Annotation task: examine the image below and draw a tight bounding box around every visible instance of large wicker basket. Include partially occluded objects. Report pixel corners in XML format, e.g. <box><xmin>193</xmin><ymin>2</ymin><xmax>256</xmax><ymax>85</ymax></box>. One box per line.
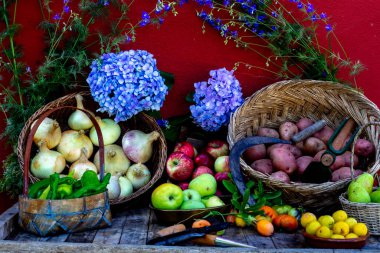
<box><xmin>227</xmin><ymin>80</ymin><xmax>380</xmax><ymax>212</ymax></box>
<box><xmin>17</xmin><ymin>91</ymin><xmax>167</xmax><ymax>206</ymax></box>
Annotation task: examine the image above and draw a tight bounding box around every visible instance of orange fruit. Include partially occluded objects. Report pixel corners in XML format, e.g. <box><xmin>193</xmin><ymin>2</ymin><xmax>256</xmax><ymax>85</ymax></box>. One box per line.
<box><xmin>256</xmin><ymin>220</ymin><xmax>274</xmax><ymax>237</ymax></box>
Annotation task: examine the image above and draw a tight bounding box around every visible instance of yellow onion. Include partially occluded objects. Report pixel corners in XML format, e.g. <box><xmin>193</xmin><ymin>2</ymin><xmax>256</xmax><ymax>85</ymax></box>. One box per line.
<box><xmin>57</xmin><ymin>130</ymin><xmax>93</xmax><ymax>163</ymax></box>
<box><xmin>31</xmin><ymin>142</ymin><xmax>66</xmax><ymax>178</ymax></box>
<box><xmin>89</xmin><ymin>117</ymin><xmax>121</xmax><ymax>146</ymax></box>
<box><xmin>122</xmin><ymin>130</ymin><xmax>160</xmax><ymax>163</ymax></box>
<box><xmin>68</xmin><ymin>94</ymin><xmax>94</xmax><ymax>130</ymax></box>
<box><xmin>69</xmin><ymin>148</ymin><xmax>98</xmax><ymax>179</ymax></box>
<box><xmin>126</xmin><ymin>163</ymin><xmax>151</xmax><ymax>190</ymax></box>
<box><xmin>31</xmin><ymin>117</ymin><xmax>61</xmax><ymax>149</ymax></box>
<box><xmin>93</xmin><ymin>144</ymin><xmax>130</xmax><ymax>175</ymax></box>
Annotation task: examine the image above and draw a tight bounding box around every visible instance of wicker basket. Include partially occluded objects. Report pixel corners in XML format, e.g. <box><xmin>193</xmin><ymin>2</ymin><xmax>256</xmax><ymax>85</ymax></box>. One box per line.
<box><xmin>17</xmin><ymin>91</ymin><xmax>167</xmax><ymax>206</ymax></box>
<box><xmin>227</xmin><ymin>80</ymin><xmax>380</xmax><ymax>212</ymax></box>
<box><xmin>19</xmin><ymin>105</ymin><xmax>112</xmax><ymax>236</ymax></box>
<box><xmin>339</xmin><ymin>122</ymin><xmax>380</xmax><ymax>235</ymax></box>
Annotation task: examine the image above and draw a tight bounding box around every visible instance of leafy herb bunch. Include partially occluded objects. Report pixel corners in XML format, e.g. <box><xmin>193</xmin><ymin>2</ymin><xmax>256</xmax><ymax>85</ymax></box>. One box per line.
<box><xmin>0</xmin><ymin>0</ymin><xmax>177</xmax><ymax>197</ymax></box>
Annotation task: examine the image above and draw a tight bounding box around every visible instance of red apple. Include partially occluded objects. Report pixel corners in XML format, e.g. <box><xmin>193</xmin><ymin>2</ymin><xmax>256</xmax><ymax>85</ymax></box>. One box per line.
<box><xmin>192</xmin><ymin>166</ymin><xmax>214</xmax><ymax>179</ymax></box>
<box><xmin>214</xmin><ymin>156</ymin><xmax>230</xmax><ymax>173</ymax></box>
<box><xmin>166</xmin><ymin>152</ymin><xmax>194</xmax><ymax>181</ymax></box>
<box><xmin>215</xmin><ymin>172</ymin><xmax>229</xmax><ymax>183</ymax></box>
<box><xmin>178</xmin><ymin>182</ymin><xmax>189</xmax><ymax>190</ymax></box>
<box><xmin>206</xmin><ymin>140</ymin><xmax>229</xmax><ymax>159</ymax></box>
<box><xmin>174</xmin><ymin>141</ymin><xmax>195</xmax><ymax>158</ymax></box>
<box><xmin>195</xmin><ymin>152</ymin><xmax>214</xmax><ymax>168</ymax></box>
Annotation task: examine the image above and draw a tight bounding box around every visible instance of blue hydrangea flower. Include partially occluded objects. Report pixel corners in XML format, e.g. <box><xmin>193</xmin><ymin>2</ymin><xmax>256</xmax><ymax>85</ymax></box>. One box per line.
<box><xmin>190</xmin><ymin>68</ymin><xmax>244</xmax><ymax>132</ymax></box>
<box><xmin>87</xmin><ymin>50</ymin><xmax>168</xmax><ymax>122</ymax></box>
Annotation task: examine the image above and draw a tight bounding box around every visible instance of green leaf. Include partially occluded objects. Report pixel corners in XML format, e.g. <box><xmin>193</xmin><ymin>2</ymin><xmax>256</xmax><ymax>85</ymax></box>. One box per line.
<box><xmin>160</xmin><ymin>71</ymin><xmax>174</xmax><ymax>90</ymax></box>
<box><xmin>263</xmin><ymin>191</ymin><xmax>282</xmax><ymax>200</ymax></box>
<box><xmin>185</xmin><ymin>91</ymin><xmax>194</xmax><ymax>103</ymax></box>
<box><xmin>223</xmin><ymin>180</ymin><xmax>238</xmax><ymax>194</ymax></box>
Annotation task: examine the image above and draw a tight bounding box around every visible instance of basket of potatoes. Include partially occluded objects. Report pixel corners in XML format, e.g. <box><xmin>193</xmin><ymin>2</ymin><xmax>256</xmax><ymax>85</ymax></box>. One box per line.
<box><xmin>227</xmin><ymin>80</ymin><xmax>380</xmax><ymax>212</ymax></box>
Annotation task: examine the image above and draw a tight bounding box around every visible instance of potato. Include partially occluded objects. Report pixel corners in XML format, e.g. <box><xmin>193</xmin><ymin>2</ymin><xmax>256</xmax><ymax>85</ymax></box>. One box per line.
<box><xmin>313</xmin><ymin>126</ymin><xmax>334</xmax><ymax>143</ymax></box>
<box><xmin>269</xmin><ymin>171</ymin><xmax>290</xmax><ymax>183</ymax></box>
<box><xmin>267</xmin><ymin>144</ymin><xmax>302</xmax><ymax>159</ymax></box>
<box><xmin>270</xmin><ymin>148</ymin><xmax>297</xmax><ymax>174</ymax></box>
<box><xmin>303</xmin><ymin>137</ymin><xmax>327</xmax><ymax>156</ymax></box>
<box><xmin>331</xmin><ymin>167</ymin><xmax>363</xmax><ymax>182</ymax></box>
<box><xmin>244</xmin><ymin>144</ymin><xmax>266</xmax><ymax>164</ymax></box>
<box><xmin>296</xmin><ymin>118</ymin><xmax>314</xmax><ymax>131</ymax></box>
<box><xmin>313</xmin><ymin>149</ymin><xmax>326</xmax><ymax>161</ymax></box>
<box><xmin>342</xmin><ymin>151</ymin><xmax>359</xmax><ymax>167</ymax></box>
<box><xmin>257</xmin><ymin>128</ymin><xmax>280</xmax><ymax>139</ymax></box>
<box><xmin>279</xmin><ymin>122</ymin><xmax>298</xmax><ymax>141</ymax></box>
<box><xmin>354</xmin><ymin>139</ymin><xmax>375</xmax><ymax>157</ymax></box>
<box><xmin>330</xmin><ymin>155</ymin><xmax>345</xmax><ymax>171</ymax></box>
<box><xmin>251</xmin><ymin>159</ymin><xmax>273</xmax><ymax>174</ymax></box>
<box><xmin>295</xmin><ymin>141</ymin><xmax>304</xmax><ymax>152</ymax></box>
<box><xmin>296</xmin><ymin>156</ymin><xmax>313</xmax><ymax>175</ymax></box>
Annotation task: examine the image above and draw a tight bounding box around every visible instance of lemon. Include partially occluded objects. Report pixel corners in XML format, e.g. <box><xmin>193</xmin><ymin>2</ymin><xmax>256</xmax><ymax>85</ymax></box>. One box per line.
<box><xmin>353</xmin><ymin>223</ymin><xmax>368</xmax><ymax>236</ymax></box>
<box><xmin>318</xmin><ymin>215</ymin><xmax>335</xmax><ymax>229</ymax></box>
<box><xmin>332</xmin><ymin>210</ymin><xmax>348</xmax><ymax>222</ymax></box>
<box><xmin>306</xmin><ymin>221</ymin><xmax>322</xmax><ymax>235</ymax></box>
<box><xmin>345</xmin><ymin>217</ymin><xmax>358</xmax><ymax>231</ymax></box>
<box><xmin>316</xmin><ymin>226</ymin><xmax>332</xmax><ymax>239</ymax></box>
<box><xmin>301</xmin><ymin>212</ymin><xmax>317</xmax><ymax>228</ymax></box>
<box><xmin>331</xmin><ymin>234</ymin><xmax>345</xmax><ymax>239</ymax></box>
<box><xmin>346</xmin><ymin>233</ymin><xmax>359</xmax><ymax>239</ymax></box>
<box><xmin>332</xmin><ymin>221</ymin><xmax>350</xmax><ymax>236</ymax></box>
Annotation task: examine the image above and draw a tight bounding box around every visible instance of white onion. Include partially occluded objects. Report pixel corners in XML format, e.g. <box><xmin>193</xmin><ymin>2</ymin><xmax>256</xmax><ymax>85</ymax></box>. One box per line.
<box><xmin>31</xmin><ymin>117</ymin><xmax>61</xmax><ymax>149</ymax></box>
<box><xmin>122</xmin><ymin>130</ymin><xmax>160</xmax><ymax>163</ymax></box>
<box><xmin>89</xmin><ymin>117</ymin><xmax>121</xmax><ymax>146</ymax></box>
<box><xmin>68</xmin><ymin>94</ymin><xmax>94</xmax><ymax>130</ymax></box>
<box><xmin>107</xmin><ymin>175</ymin><xmax>121</xmax><ymax>199</ymax></box>
<box><xmin>69</xmin><ymin>148</ymin><xmax>98</xmax><ymax>179</ymax></box>
<box><xmin>57</xmin><ymin>130</ymin><xmax>93</xmax><ymax>163</ymax></box>
<box><xmin>126</xmin><ymin>163</ymin><xmax>151</xmax><ymax>190</ymax></box>
<box><xmin>31</xmin><ymin>142</ymin><xmax>66</xmax><ymax>178</ymax></box>
<box><xmin>93</xmin><ymin>144</ymin><xmax>130</xmax><ymax>175</ymax></box>
<box><xmin>119</xmin><ymin>176</ymin><xmax>134</xmax><ymax>198</ymax></box>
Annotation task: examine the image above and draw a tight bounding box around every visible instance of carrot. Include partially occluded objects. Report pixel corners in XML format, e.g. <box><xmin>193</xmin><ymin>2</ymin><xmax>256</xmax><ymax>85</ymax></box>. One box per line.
<box><xmin>192</xmin><ymin>219</ymin><xmax>211</xmax><ymax>228</ymax></box>
<box><xmin>260</xmin><ymin>206</ymin><xmax>278</xmax><ymax>220</ymax></box>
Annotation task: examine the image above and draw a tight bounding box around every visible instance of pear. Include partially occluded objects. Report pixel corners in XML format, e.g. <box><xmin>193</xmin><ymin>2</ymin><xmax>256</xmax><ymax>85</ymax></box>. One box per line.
<box><xmin>355</xmin><ymin>173</ymin><xmax>374</xmax><ymax>194</ymax></box>
<box><xmin>348</xmin><ymin>184</ymin><xmax>371</xmax><ymax>203</ymax></box>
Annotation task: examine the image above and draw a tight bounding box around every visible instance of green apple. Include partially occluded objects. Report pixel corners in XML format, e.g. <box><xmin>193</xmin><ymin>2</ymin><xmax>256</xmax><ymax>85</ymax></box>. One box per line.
<box><xmin>189</xmin><ymin>174</ymin><xmax>217</xmax><ymax>197</ymax></box>
<box><xmin>180</xmin><ymin>200</ymin><xmax>206</xmax><ymax>210</ymax></box>
<box><xmin>151</xmin><ymin>183</ymin><xmax>184</xmax><ymax>210</ymax></box>
<box><xmin>370</xmin><ymin>190</ymin><xmax>380</xmax><ymax>203</ymax></box>
<box><xmin>205</xmin><ymin>196</ymin><xmax>225</xmax><ymax>208</ymax></box>
<box><xmin>355</xmin><ymin>173</ymin><xmax>374</xmax><ymax>194</ymax></box>
<box><xmin>183</xmin><ymin>189</ymin><xmax>202</xmax><ymax>202</ymax></box>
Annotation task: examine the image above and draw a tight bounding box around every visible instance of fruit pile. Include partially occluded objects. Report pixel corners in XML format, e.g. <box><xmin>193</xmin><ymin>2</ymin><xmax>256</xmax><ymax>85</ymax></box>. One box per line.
<box><xmin>302</xmin><ymin>210</ymin><xmax>368</xmax><ymax>239</ymax></box>
<box><xmin>246</xmin><ymin>118</ymin><xmax>375</xmax><ymax>183</ymax></box>
<box><xmin>151</xmin><ymin>140</ymin><xmax>230</xmax><ymax>210</ymax></box>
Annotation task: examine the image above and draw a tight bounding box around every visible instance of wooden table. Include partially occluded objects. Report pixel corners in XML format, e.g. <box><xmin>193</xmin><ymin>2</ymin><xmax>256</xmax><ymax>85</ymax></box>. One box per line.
<box><xmin>1</xmin><ymin>203</ymin><xmax>380</xmax><ymax>252</ymax></box>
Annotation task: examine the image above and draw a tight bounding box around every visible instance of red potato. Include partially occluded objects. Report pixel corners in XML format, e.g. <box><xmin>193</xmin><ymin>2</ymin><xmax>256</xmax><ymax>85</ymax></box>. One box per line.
<box><xmin>354</xmin><ymin>139</ymin><xmax>375</xmax><ymax>157</ymax></box>
<box><xmin>244</xmin><ymin>144</ymin><xmax>266</xmax><ymax>164</ymax></box>
<box><xmin>251</xmin><ymin>159</ymin><xmax>273</xmax><ymax>174</ymax></box>
<box><xmin>270</xmin><ymin>148</ymin><xmax>297</xmax><ymax>174</ymax></box>
<box><xmin>257</xmin><ymin>128</ymin><xmax>280</xmax><ymax>139</ymax></box>
<box><xmin>313</xmin><ymin>126</ymin><xmax>334</xmax><ymax>143</ymax></box>
<box><xmin>295</xmin><ymin>141</ymin><xmax>304</xmax><ymax>152</ymax></box>
<box><xmin>269</xmin><ymin>171</ymin><xmax>290</xmax><ymax>183</ymax></box>
<box><xmin>267</xmin><ymin>144</ymin><xmax>302</xmax><ymax>159</ymax></box>
<box><xmin>342</xmin><ymin>151</ymin><xmax>359</xmax><ymax>167</ymax></box>
<box><xmin>279</xmin><ymin>122</ymin><xmax>298</xmax><ymax>141</ymax></box>
<box><xmin>296</xmin><ymin>156</ymin><xmax>313</xmax><ymax>175</ymax></box>
<box><xmin>296</xmin><ymin>118</ymin><xmax>314</xmax><ymax>131</ymax></box>
<box><xmin>303</xmin><ymin>137</ymin><xmax>327</xmax><ymax>156</ymax></box>
<box><xmin>330</xmin><ymin>155</ymin><xmax>345</xmax><ymax>171</ymax></box>
<box><xmin>313</xmin><ymin>150</ymin><xmax>327</xmax><ymax>161</ymax></box>
<box><xmin>331</xmin><ymin>167</ymin><xmax>364</xmax><ymax>182</ymax></box>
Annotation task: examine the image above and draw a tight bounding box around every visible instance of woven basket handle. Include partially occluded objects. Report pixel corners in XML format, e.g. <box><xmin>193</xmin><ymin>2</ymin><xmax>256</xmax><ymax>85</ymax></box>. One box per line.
<box><xmin>350</xmin><ymin>121</ymin><xmax>380</xmax><ymax>180</ymax></box>
<box><xmin>23</xmin><ymin>106</ymin><xmax>105</xmax><ymax>196</ymax></box>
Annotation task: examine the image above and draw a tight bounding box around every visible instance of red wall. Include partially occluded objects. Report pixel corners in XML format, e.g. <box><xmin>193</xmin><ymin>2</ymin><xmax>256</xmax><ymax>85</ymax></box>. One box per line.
<box><xmin>1</xmin><ymin>0</ymin><xmax>379</xmax><ymax>213</ymax></box>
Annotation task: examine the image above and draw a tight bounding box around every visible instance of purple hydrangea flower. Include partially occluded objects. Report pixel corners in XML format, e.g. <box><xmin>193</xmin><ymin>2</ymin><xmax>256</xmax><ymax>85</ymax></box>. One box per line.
<box><xmin>87</xmin><ymin>50</ymin><xmax>168</xmax><ymax>122</ymax></box>
<box><xmin>190</xmin><ymin>68</ymin><xmax>244</xmax><ymax>132</ymax></box>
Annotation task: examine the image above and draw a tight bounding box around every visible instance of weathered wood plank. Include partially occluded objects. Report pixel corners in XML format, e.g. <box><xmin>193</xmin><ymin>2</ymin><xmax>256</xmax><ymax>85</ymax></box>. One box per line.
<box><xmin>243</xmin><ymin>228</ymin><xmax>276</xmax><ymax>248</ymax></box>
<box><xmin>0</xmin><ymin>203</ymin><xmax>18</xmax><ymax>240</ymax></box>
<box><xmin>271</xmin><ymin>232</ymin><xmax>305</xmax><ymax>249</ymax></box>
<box><xmin>362</xmin><ymin>236</ymin><xmax>380</xmax><ymax>250</ymax></box>
<box><xmin>65</xmin><ymin>229</ymin><xmax>98</xmax><ymax>243</ymax></box>
<box><xmin>119</xmin><ymin>207</ymin><xmax>150</xmax><ymax>245</ymax></box>
<box><xmin>92</xmin><ymin>213</ymin><xmax>128</xmax><ymax>244</ymax></box>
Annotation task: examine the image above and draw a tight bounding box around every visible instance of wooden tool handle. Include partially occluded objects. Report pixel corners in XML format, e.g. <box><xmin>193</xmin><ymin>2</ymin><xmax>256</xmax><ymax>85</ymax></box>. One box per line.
<box><xmin>332</xmin><ymin>118</ymin><xmax>356</xmax><ymax>150</ymax></box>
<box><xmin>192</xmin><ymin>234</ymin><xmax>217</xmax><ymax>246</ymax></box>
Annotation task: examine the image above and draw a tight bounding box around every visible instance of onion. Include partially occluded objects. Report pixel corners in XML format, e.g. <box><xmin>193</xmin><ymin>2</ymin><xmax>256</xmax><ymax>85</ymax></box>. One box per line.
<box><xmin>122</xmin><ymin>130</ymin><xmax>160</xmax><ymax>163</ymax></box>
<box><xmin>89</xmin><ymin>117</ymin><xmax>121</xmax><ymax>146</ymax></box>
<box><xmin>119</xmin><ymin>176</ymin><xmax>134</xmax><ymax>198</ymax></box>
<box><xmin>68</xmin><ymin>94</ymin><xmax>94</xmax><ymax>130</ymax></box>
<box><xmin>31</xmin><ymin>142</ymin><xmax>66</xmax><ymax>178</ymax></box>
<box><xmin>106</xmin><ymin>175</ymin><xmax>121</xmax><ymax>199</ymax></box>
<box><xmin>126</xmin><ymin>163</ymin><xmax>151</xmax><ymax>190</ymax></box>
<box><xmin>93</xmin><ymin>144</ymin><xmax>130</xmax><ymax>175</ymax></box>
<box><xmin>57</xmin><ymin>130</ymin><xmax>93</xmax><ymax>163</ymax></box>
<box><xmin>69</xmin><ymin>148</ymin><xmax>98</xmax><ymax>179</ymax></box>
<box><xmin>31</xmin><ymin>117</ymin><xmax>61</xmax><ymax>149</ymax></box>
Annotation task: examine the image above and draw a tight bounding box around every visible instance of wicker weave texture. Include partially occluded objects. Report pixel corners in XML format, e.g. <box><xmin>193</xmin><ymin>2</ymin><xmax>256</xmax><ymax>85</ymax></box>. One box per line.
<box><xmin>227</xmin><ymin>80</ymin><xmax>380</xmax><ymax>211</ymax></box>
<box><xmin>17</xmin><ymin>92</ymin><xmax>167</xmax><ymax>206</ymax></box>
